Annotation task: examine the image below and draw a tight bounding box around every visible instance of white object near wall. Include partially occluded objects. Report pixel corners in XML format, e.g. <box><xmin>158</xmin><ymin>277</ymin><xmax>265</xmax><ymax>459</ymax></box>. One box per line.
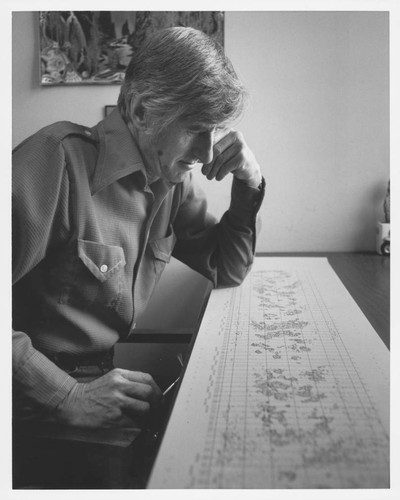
<box><xmin>376</xmin><ymin>222</ymin><xmax>390</xmax><ymax>255</ymax></box>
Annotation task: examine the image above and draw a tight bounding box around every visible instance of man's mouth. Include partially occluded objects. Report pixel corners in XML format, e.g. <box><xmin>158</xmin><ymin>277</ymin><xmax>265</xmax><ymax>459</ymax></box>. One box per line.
<box><xmin>180</xmin><ymin>160</ymin><xmax>201</xmax><ymax>169</ymax></box>
<box><xmin>182</xmin><ymin>160</ymin><xmax>199</xmax><ymax>165</ymax></box>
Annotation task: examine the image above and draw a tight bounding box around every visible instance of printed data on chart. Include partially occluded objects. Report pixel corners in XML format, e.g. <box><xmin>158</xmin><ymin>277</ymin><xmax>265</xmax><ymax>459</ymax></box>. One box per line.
<box><xmin>148</xmin><ymin>258</ymin><xmax>389</xmax><ymax>489</ymax></box>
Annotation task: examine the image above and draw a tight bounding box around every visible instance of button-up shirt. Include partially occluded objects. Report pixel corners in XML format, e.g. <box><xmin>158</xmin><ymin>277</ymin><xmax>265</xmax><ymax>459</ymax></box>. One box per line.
<box><xmin>12</xmin><ymin>108</ymin><xmax>265</xmax><ymax>416</ymax></box>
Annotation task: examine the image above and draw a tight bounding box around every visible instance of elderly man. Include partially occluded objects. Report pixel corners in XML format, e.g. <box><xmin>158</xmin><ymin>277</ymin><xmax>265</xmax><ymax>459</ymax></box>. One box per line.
<box><xmin>12</xmin><ymin>27</ymin><xmax>264</xmax><ymax>488</ymax></box>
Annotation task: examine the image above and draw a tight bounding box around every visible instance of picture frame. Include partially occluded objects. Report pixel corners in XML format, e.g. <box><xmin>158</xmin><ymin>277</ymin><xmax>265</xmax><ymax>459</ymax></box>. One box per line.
<box><xmin>104</xmin><ymin>105</ymin><xmax>116</xmax><ymax>117</ymax></box>
<box><xmin>39</xmin><ymin>11</ymin><xmax>225</xmax><ymax>86</ymax></box>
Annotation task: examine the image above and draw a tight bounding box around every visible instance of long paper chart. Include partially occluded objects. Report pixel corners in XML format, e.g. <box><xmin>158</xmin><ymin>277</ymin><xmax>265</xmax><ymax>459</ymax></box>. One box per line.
<box><xmin>148</xmin><ymin>258</ymin><xmax>389</xmax><ymax>489</ymax></box>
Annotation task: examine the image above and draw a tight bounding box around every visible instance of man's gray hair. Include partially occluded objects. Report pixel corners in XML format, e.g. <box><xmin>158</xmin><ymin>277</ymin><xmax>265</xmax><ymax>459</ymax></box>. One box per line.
<box><xmin>118</xmin><ymin>27</ymin><xmax>248</xmax><ymax>135</ymax></box>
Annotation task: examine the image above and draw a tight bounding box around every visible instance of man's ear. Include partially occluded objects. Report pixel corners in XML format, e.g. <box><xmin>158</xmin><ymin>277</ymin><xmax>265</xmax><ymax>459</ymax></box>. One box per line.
<box><xmin>129</xmin><ymin>96</ymin><xmax>147</xmax><ymax>130</ymax></box>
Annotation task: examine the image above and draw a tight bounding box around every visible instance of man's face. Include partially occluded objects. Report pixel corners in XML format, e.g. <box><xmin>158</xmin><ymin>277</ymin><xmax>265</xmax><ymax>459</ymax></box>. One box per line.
<box><xmin>140</xmin><ymin>118</ymin><xmax>226</xmax><ymax>184</ymax></box>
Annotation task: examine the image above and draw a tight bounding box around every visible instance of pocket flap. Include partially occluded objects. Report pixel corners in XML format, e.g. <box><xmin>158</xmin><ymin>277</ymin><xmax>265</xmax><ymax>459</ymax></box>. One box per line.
<box><xmin>148</xmin><ymin>226</ymin><xmax>176</xmax><ymax>263</ymax></box>
<box><xmin>77</xmin><ymin>239</ymin><xmax>126</xmax><ymax>282</ymax></box>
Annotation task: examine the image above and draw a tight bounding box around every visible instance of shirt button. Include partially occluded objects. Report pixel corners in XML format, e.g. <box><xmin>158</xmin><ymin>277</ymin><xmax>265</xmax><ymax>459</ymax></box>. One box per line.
<box><xmin>100</xmin><ymin>264</ymin><xmax>108</xmax><ymax>273</ymax></box>
<box><xmin>84</xmin><ymin>129</ymin><xmax>91</xmax><ymax>136</ymax></box>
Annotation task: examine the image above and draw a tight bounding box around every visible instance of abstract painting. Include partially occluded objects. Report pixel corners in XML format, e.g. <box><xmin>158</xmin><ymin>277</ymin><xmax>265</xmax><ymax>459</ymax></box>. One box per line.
<box><xmin>39</xmin><ymin>11</ymin><xmax>225</xmax><ymax>85</ymax></box>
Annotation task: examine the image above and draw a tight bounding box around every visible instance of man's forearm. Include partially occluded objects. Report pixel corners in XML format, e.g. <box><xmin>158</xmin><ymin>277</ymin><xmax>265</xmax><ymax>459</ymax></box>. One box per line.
<box><xmin>13</xmin><ymin>329</ymin><xmax>77</xmax><ymax>411</ymax></box>
<box><xmin>173</xmin><ymin>176</ymin><xmax>265</xmax><ymax>288</ymax></box>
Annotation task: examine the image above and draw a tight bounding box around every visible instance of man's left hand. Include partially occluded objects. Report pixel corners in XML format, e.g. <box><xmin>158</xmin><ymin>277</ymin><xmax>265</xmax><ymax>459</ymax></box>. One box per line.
<box><xmin>201</xmin><ymin>131</ymin><xmax>262</xmax><ymax>189</ymax></box>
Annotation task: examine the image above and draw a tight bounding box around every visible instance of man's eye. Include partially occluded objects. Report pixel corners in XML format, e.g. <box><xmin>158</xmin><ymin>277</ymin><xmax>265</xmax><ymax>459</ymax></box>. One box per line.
<box><xmin>187</xmin><ymin>129</ymin><xmax>205</xmax><ymax>136</ymax></box>
<box><xmin>187</xmin><ymin>126</ymin><xmax>221</xmax><ymax>135</ymax></box>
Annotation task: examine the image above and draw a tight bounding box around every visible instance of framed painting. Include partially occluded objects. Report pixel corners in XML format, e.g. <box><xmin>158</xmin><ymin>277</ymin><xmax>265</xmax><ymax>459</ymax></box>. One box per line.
<box><xmin>104</xmin><ymin>105</ymin><xmax>116</xmax><ymax>117</ymax></box>
<box><xmin>39</xmin><ymin>11</ymin><xmax>225</xmax><ymax>86</ymax></box>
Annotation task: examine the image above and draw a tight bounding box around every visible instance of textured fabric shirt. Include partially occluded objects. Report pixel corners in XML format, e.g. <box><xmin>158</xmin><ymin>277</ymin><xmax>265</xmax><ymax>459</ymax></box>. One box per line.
<box><xmin>12</xmin><ymin>108</ymin><xmax>265</xmax><ymax>416</ymax></box>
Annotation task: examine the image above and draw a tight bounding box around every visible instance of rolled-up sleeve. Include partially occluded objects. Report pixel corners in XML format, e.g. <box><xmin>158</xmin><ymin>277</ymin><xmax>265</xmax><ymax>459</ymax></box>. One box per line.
<box><xmin>13</xmin><ymin>331</ymin><xmax>77</xmax><ymax>408</ymax></box>
<box><xmin>172</xmin><ymin>175</ymin><xmax>265</xmax><ymax>288</ymax></box>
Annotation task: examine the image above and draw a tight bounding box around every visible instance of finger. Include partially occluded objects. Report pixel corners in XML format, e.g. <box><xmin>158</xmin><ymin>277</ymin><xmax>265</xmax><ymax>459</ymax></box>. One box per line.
<box><xmin>123</xmin><ymin>380</ymin><xmax>155</xmax><ymax>402</ymax></box>
<box><xmin>215</xmin><ymin>154</ymin><xmax>244</xmax><ymax>181</ymax></box>
<box><xmin>206</xmin><ymin>131</ymin><xmax>242</xmax><ymax>179</ymax></box>
<box><xmin>116</xmin><ymin>413</ymin><xmax>142</xmax><ymax>428</ymax></box>
<box><xmin>94</xmin><ymin>410</ymin><xmax>142</xmax><ymax>429</ymax></box>
<box><xmin>201</xmin><ymin>129</ymin><xmax>234</xmax><ymax>177</ymax></box>
<box><xmin>214</xmin><ymin>126</ymin><xmax>231</xmax><ymax>143</ymax></box>
<box><xmin>117</xmin><ymin>371</ymin><xmax>162</xmax><ymax>410</ymax></box>
<box><xmin>207</xmin><ymin>139</ymin><xmax>242</xmax><ymax>180</ymax></box>
<box><xmin>213</xmin><ymin>130</ymin><xmax>239</xmax><ymax>159</ymax></box>
<box><xmin>121</xmin><ymin>396</ymin><xmax>151</xmax><ymax>421</ymax></box>
<box><xmin>118</xmin><ymin>369</ymin><xmax>162</xmax><ymax>397</ymax></box>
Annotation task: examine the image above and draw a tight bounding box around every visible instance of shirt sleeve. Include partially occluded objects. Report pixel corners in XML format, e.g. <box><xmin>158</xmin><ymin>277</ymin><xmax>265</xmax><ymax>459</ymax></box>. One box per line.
<box><xmin>12</xmin><ymin>131</ymin><xmax>78</xmax><ymax>410</ymax></box>
<box><xmin>172</xmin><ymin>175</ymin><xmax>265</xmax><ymax>288</ymax></box>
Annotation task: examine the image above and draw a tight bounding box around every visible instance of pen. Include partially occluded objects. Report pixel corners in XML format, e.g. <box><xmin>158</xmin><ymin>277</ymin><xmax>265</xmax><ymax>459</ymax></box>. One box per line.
<box><xmin>177</xmin><ymin>352</ymin><xmax>184</xmax><ymax>367</ymax></box>
<box><xmin>162</xmin><ymin>376</ymin><xmax>180</xmax><ymax>396</ymax></box>
<box><xmin>161</xmin><ymin>353</ymin><xmax>184</xmax><ymax>397</ymax></box>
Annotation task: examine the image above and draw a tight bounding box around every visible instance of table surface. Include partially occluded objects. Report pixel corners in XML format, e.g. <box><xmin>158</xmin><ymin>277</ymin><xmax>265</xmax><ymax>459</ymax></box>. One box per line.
<box><xmin>259</xmin><ymin>253</ymin><xmax>390</xmax><ymax>349</ymax></box>
<box><xmin>147</xmin><ymin>253</ymin><xmax>391</xmax><ymax>489</ymax></box>
<box><xmin>130</xmin><ymin>252</ymin><xmax>390</xmax><ymax>348</ymax></box>
<box><xmin>141</xmin><ymin>252</ymin><xmax>390</xmax><ymax>486</ymax></box>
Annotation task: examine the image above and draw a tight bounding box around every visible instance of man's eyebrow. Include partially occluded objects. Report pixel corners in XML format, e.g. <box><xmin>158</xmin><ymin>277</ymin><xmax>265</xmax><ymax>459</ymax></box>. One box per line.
<box><xmin>187</xmin><ymin>123</ymin><xmax>222</xmax><ymax>132</ymax></box>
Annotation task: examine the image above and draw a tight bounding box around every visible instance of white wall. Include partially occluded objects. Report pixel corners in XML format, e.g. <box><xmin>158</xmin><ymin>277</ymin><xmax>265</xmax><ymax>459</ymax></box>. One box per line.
<box><xmin>193</xmin><ymin>11</ymin><xmax>390</xmax><ymax>252</ymax></box>
<box><xmin>13</xmin><ymin>11</ymin><xmax>390</xmax><ymax>254</ymax></box>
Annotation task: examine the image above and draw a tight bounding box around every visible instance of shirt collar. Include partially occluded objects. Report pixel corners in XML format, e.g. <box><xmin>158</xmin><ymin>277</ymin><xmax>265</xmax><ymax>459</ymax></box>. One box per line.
<box><xmin>90</xmin><ymin>107</ymin><xmax>147</xmax><ymax>194</ymax></box>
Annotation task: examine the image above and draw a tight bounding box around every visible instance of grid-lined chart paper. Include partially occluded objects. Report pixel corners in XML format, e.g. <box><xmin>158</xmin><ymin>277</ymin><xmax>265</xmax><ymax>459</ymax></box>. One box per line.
<box><xmin>148</xmin><ymin>257</ymin><xmax>389</xmax><ymax>489</ymax></box>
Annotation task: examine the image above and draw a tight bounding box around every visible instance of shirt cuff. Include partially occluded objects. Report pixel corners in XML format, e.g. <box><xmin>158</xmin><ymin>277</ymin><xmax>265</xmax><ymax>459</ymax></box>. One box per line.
<box><xmin>13</xmin><ymin>342</ymin><xmax>78</xmax><ymax>410</ymax></box>
<box><xmin>228</xmin><ymin>176</ymin><xmax>265</xmax><ymax>228</ymax></box>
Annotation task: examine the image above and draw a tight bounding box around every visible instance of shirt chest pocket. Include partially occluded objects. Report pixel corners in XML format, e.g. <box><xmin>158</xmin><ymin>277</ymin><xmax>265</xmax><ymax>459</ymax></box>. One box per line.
<box><xmin>58</xmin><ymin>239</ymin><xmax>126</xmax><ymax>310</ymax></box>
<box><xmin>148</xmin><ymin>225</ymin><xmax>177</xmax><ymax>281</ymax></box>
<box><xmin>77</xmin><ymin>239</ymin><xmax>126</xmax><ymax>283</ymax></box>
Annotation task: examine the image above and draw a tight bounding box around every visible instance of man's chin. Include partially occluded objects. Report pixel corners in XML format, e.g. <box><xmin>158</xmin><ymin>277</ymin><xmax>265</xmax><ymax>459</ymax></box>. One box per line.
<box><xmin>168</xmin><ymin>170</ymin><xmax>193</xmax><ymax>184</ymax></box>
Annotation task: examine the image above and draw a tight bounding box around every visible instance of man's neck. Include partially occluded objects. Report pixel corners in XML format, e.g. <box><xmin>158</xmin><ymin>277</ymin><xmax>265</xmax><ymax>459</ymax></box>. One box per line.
<box><xmin>126</xmin><ymin>122</ymin><xmax>160</xmax><ymax>185</ymax></box>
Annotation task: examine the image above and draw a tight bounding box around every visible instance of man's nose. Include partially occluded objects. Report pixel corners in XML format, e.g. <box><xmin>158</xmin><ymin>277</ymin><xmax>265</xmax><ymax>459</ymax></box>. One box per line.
<box><xmin>193</xmin><ymin>131</ymin><xmax>214</xmax><ymax>165</ymax></box>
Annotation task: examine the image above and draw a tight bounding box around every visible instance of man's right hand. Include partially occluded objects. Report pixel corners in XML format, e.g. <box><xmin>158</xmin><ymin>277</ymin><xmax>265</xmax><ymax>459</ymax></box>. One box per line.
<box><xmin>54</xmin><ymin>368</ymin><xmax>162</xmax><ymax>429</ymax></box>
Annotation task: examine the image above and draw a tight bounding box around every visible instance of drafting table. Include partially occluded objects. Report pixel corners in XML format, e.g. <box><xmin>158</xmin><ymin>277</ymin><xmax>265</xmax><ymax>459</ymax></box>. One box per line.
<box><xmin>147</xmin><ymin>253</ymin><xmax>390</xmax><ymax>489</ymax></box>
